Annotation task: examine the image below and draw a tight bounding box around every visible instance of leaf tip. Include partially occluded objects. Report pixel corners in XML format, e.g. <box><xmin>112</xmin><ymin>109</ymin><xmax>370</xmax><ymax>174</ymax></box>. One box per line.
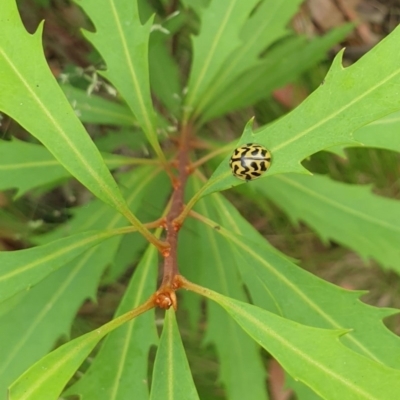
<box><xmin>34</xmin><ymin>19</ymin><xmax>46</xmax><ymax>37</ymax></box>
<box><xmin>243</xmin><ymin>117</ymin><xmax>255</xmax><ymax>141</ymax></box>
<box><xmin>325</xmin><ymin>48</ymin><xmax>346</xmax><ymax>81</ymax></box>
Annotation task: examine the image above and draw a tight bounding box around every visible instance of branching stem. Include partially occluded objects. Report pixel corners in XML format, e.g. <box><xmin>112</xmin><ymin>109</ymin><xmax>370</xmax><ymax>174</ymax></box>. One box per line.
<box><xmin>155</xmin><ymin>122</ymin><xmax>193</xmax><ymax>309</ymax></box>
<box><xmin>121</xmin><ymin>206</ymin><xmax>169</xmax><ymax>252</ymax></box>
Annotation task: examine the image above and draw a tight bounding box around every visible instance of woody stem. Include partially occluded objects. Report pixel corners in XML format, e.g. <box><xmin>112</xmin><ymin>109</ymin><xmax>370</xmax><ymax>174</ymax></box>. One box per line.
<box><xmin>155</xmin><ymin>123</ymin><xmax>192</xmax><ymax>309</ymax></box>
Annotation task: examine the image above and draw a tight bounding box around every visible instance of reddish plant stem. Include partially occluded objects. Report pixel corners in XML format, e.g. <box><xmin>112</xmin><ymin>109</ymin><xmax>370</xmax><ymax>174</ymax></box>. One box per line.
<box><xmin>155</xmin><ymin>123</ymin><xmax>192</xmax><ymax>309</ymax></box>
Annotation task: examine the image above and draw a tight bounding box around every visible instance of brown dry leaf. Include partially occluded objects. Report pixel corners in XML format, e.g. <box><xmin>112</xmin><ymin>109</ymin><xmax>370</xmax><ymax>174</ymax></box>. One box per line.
<box><xmin>269</xmin><ymin>359</ymin><xmax>293</xmax><ymax>400</ymax></box>
<box><xmin>307</xmin><ymin>0</ymin><xmax>346</xmax><ymax>30</ymax></box>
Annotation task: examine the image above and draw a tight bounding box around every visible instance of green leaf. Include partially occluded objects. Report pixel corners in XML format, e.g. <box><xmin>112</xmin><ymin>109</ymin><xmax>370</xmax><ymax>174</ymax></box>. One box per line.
<box><xmin>0</xmin><ymin>139</ymin><xmax>70</xmax><ymax>196</ymax></box>
<box><xmin>184</xmin><ymin>0</ymin><xmax>260</xmax><ymax>119</ymax></box>
<box><xmin>101</xmin><ymin>169</ymin><xmax>170</xmax><ymax>284</ymax></box>
<box><xmin>38</xmin><ymin>166</ymin><xmax>167</xmax><ymax>244</ymax></box>
<box><xmin>192</xmin><ymin>184</ymin><xmax>268</xmax><ymax>399</ymax></box>
<box><xmin>201</xmin><ymin>24</ymin><xmax>353</xmax><ymax>122</ymax></box>
<box><xmin>0</xmin><ymin>139</ymin><xmax>142</xmax><ymax>197</ymax></box>
<box><xmin>149</xmin><ymin>20</ymin><xmax>182</xmax><ymax>115</ymax></box>
<box><xmin>9</xmin><ymin>300</ymin><xmax>152</xmax><ymax>400</ymax></box>
<box><xmin>0</xmin><ymin>168</ymin><xmax>169</xmax><ymax>393</ymax></box>
<box><xmin>150</xmin><ymin>309</ymin><xmax>199</xmax><ymax>400</ymax></box>
<box><xmin>178</xmin><ymin>218</ymin><xmax>204</xmax><ymax>331</ymax></box>
<box><xmin>254</xmin><ymin>174</ymin><xmax>400</xmax><ymax>271</ymax></box>
<box><xmin>195</xmin><ymin>0</ymin><xmax>304</xmax><ymax>119</ymax></box>
<box><xmin>199</xmin><ymin>252</ymin><xmax>268</xmax><ymax>400</ymax></box>
<box><xmin>65</xmin><ymin>242</ymin><xmax>159</xmax><ymax>399</ymax></box>
<box><xmin>0</xmin><ymin>230</ymin><xmax>115</xmax><ymax>305</ymax></box>
<box><xmin>0</xmin><ymin>238</ymin><xmax>120</xmax><ymax>398</ymax></box>
<box><xmin>75</xmin><ymin>0</ymin><xmax>163</xmax><ymax>158</ymax></box>
<box><xmin>180</xmin><ymin>0</ymin><xmax>210</xmax><ymax>15</ymax></box>
<box><xmin>0</xmin><ymin>1</ymin><xmax>130</xmax><ymax>214</ymax></box>
<box><xmin>197</xmin><ymin>288</ymin><xmax>400</xmax><ymax>400</ymax></box>
<box><xmin>208</xmin><ymin>194</ymin><xmax>400</xmax><ymax>370</ymax></box>
<box><xmin>100</xmin><ymin>231</ymin><xmax>146</xmax><ymax>285</ymax></box>
<box><xmin>353</xmin><ymin>110</ymin><xmax>400</xmax><ymax>152</ymax></box>
<box><xmin>61</xmin><ymin>84</ymin><xmax>136</xmax><ymax>126</ymax></box>
<box><xmin>199</xmin><ymin>24</ymin><xmax>400</xmax><ymax>197</ymax></box>
<box><xmin>94</xmin><ymin>128</ymin><xmax>146</xmax><ymax>152</ymax></box>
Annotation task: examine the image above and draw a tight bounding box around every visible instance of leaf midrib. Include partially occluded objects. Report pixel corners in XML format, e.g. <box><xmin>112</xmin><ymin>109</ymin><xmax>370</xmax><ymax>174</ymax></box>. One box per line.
<box><xmin>0</xmin><ymin>232</ymin><xmax>107</xmax><ymax>283</ymax></box>
<box><xmin>108</xmin><ymin>0</ymin><xmax>153</xmax><ymax>137</ymax></box>
<box><xmin>0</xmin><ymin>160</ymin><xmax>58</xmax><ymax>170</ymax></box>
<box><xmin>166</xmin><ymin>312</ymin><xmax>174</xmax><ymax>400</ymax></box>
<box><xmin>228</xmin><ymin>230</ymin><xmax>381</xmax><ymax>363</ymax></box>
<box><xmin>276</xmin><ymin>175</ymin><xmax>400</xmax><ymax>233</ymax></box>
<box><xmin>197</xmin><ymin>1</ymin><xmax>285</xmax><ymax>113</ymax></box>
<box><xmin>0</xmin><ymin>248</ymin><xmax>96</xmax><ymax>379</ymax></box>
<box><xmin>0</xmin><ymin>170</ymin><xmax>157</xmax><ymax>376</ymax></box>
<box><xmin>270</xmin><ymin>66</ymin><xmax>400</xmax><ymax>153</ymax></box>
<box><xmin>0</xmin><ymin>47</ymin><xmax>122</xmax><ymax>209</ymax></box>
<box><xmin>17</xmin><ymin>316</ymin><xmax>107</xmax><ymax>400</ymax></box>
<box><xmin>186</xmin><ymin>0</ymin><xmax>237</xmax><ymax>108</ymax></box>
<box><xmin>225</xmin><ymin>299</ymin><xmax>380</xmax><ymax>400</ymax></box>
<box><xmin>199</xmin><ymin>193</ymin><xmax>267</xmax><ymax>399</ymax></box>
<box><xmin>109</xmin><ymin>249</ymin><xmax>155</xmax><ymax>400</ymax></box>
<box><xmin>210</xmin><ymin>192</ymin><xmax>382</xmax><ymax>364</ymax></box>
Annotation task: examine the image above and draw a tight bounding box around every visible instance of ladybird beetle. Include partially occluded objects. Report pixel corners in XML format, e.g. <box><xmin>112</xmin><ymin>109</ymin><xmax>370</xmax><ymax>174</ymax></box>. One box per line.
<box><xmin>229</xmin><ymin>143</ymin><xmax>271</xmax><ymax>181</ymax></box>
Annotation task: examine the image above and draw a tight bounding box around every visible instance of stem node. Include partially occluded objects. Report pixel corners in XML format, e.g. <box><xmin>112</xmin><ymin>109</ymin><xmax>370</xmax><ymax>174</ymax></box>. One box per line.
<box><xmin>155</xmin><ymin>289</ymin><xmax>177</xmax><ymax>310</ymax></box>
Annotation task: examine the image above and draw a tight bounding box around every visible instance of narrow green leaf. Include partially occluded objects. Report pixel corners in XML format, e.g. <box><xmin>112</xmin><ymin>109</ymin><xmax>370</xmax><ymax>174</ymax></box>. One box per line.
<box><xmin>65</xmin><ymin>242</ymin><xmax>159</xmax><ymax>399</ymax></box>
<box><xmin>61</xmin><ymin>84</ymin><xmax>136</xmax><ymax>126</ymax></box>
<box><xmin>208</xmin><ymin>194</ymin><xmax>400</xmax><ymax>370</ymax></box>
<box><xmin>0</xmin><ymin>139</ymin><xmax>70</xmax><ymax>196</ymax></box>
<box><xmin>149</xmin><ymin>21</ymin><xmax>182</xmax><ymax>115</ymax></box>
<box><xmin>200</xmin><ymin>257</ymin><xmax>268</xmax><ymax>400</ymax></box>
<box><xmin>255</xmin><ymin>174</ymin><xmax>400</xmax><ymax>271</ymax></box>
<box><xmin>0</xmin><ymin>139</ymin><xmax>142</xmax><ymax>197</ymax></box>
<box><xmin>184</xmin><ymin>0</ymin><xmax>260</xmax><ymax>118</ymax></box>
<box><xmin>75</xmin><ymin>0</ymin><xmax>163</xmax><ymax>158</ymax></box>
<box><xmin>101</xmin><ymin>231</ymin><xmax>146</xmax><ymax>285</ymax></box>
<box><xmin>197</xmin><ymin>288</ymin><xmax>400</xmax><ymax>400</ymax></box>
<box><xmin>353</xmin><ymin>110</ymin><xmax>400</xmax><ymax>152</ymax></box>
<box><xmin>195</xmin><ymin>0</ymin><xmax>304</xmax><ymax>118</ymax></box>
<box><xmin>38</xmin><ymin>166</ymin><xmax>167</xmax><ymax>244</ymax></box>
<box><xmin>101</xmin><ymin>169</ymin><xmax>170</xmax><ymax>284</ymax></box>
<box><xmin>0</xmin><ymin>230</ymin><xmax>115</xmax><ymax>305</ymax></box>
<box><xmin>0</xmin><ymin>1</ymin><xmax>130</xmax><ymax>214</ymax></box>
<box><xmin>9</xmin><ymin>301</ymin><xmax>152</xmax><ymax>400</ymax></box>
<box><xmin>0</xmin><ymin>238</ymin><xmax>120</xmax><ymax>398</ymax></box>
<box><xmin>200</xmin><ymin>24</ymin><xmax>400</xmax><ymax>197</ymax></box>
<box><xmin>0</xmin><ymin>168</ymin><xmax>169</xmax><ymax>393</ymax></box>
<box><xmin>189</xmin><ymin>178</ymin><xmax>268</xmax><ymax>400</ymax></box>
<box><xmin>201</xmin><ymin>24</ymin><xmax>353</xmax><ymax>122</ymax></box>
<box><xmin>180</xmin><ymin>0</ymin><xmax>210</xmax><ymax>15</ymax></box>
<box><xmin>94</xmin><ymin>129</ymin><xmax>146</xmax><ymax>152</ymax></box>
<box><xmin>150</xmin><ymin>309</ymin><xmax>199</xmax><ymax>400</ymax></box>
<box><xmin>178</xmin><ymin>218</ymin><xmax>204</xmax><ymax>331</ymax></box>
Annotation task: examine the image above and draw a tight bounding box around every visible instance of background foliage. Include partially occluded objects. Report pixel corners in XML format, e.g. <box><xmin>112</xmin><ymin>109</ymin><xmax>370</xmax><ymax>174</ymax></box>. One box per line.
<box><xmin>0</xmin><ymin>0</ymin><xmax>400</xmax><ymax>399</ymax></box>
